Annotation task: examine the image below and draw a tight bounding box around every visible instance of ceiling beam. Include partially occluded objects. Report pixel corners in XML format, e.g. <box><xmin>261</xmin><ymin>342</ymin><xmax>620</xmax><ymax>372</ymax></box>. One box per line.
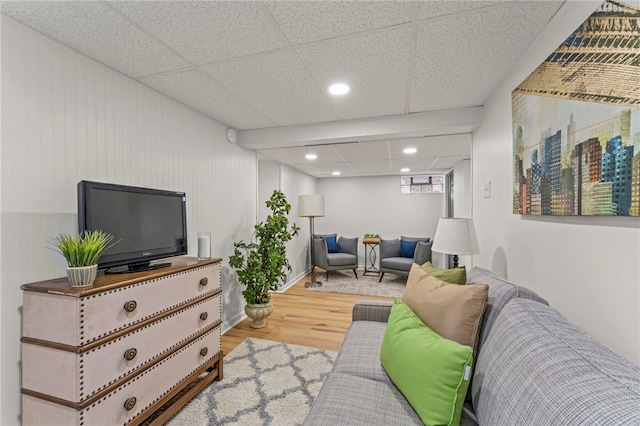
<box><xmin>237</xmin><ymin>106</ymin><xmax>484</xmax><ymax>149</ymax></box>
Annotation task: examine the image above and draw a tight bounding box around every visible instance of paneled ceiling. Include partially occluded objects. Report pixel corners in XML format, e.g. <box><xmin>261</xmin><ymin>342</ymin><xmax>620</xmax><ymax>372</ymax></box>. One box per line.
<box><xmin>1</xmin><ymin>1</ymin><xmax>566</xmax><ymax>177</ymax></box>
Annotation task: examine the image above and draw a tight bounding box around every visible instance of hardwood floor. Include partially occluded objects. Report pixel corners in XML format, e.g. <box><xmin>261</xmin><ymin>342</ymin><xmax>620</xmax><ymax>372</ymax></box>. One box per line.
<box><xmin>221</xmin><ymin>272</ymin><xmax>393</xmax><ymax>355</ymax></box>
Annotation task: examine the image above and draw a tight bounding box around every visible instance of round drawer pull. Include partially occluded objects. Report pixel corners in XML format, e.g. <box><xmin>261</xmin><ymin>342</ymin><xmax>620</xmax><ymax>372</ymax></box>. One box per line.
<box><xmin>124</xmin><ymin>348</ymin><xmax>137</xmax><ymax>361</ymax></box>
<box><xmin>200</xmin><ymin>277</ymin><xmax>208</xmax><ymax>287</ymax></box>
<box><xmin>124</xmin><ymin>397</ymin><xmax>137</xmax><ymax>411</ymax></box>
<box><xmin>123</xmin><ymin>300</ymin><xmax>137</xmax><ymax>312</ymax></box>
<box><xmin>200</xmin><ymin>312</ymin><xmax>208</xmax><ymax>321</ymax></box>
<box><xmin>200</xmin><ymin>347</ymin><xmax>208</xmax><ymax>357</ymax></box>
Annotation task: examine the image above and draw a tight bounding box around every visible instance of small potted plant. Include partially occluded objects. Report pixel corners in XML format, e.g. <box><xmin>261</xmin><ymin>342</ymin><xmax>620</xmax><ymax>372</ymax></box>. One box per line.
<box><xmin>49</xmin><ymin>230</ymin><xmax>118</xmax><ymax>287</ymax></box>
<box><xmin>229</xmin><ymin>190</ymin><xmax>299</xmax><ymax>328</ymax></box>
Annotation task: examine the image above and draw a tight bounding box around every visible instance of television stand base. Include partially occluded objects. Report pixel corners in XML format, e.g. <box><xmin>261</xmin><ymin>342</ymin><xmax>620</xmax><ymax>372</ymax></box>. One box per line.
<box><xmin>105</xmin><ymin>262</ymin><xmax>171</xmax><ymax>274</ymax></box>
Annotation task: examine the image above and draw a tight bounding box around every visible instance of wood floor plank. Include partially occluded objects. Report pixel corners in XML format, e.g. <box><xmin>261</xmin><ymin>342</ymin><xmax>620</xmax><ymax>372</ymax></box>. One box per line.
<box><xmin>221</xmin><ymin>273</ymin><xmax>393</xmax><ymax>354</ymax></box>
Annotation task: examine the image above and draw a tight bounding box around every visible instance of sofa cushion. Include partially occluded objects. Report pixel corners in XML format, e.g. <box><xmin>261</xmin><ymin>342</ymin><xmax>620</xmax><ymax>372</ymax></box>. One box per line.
<box><xmin>323</xmin><ymin>235</ymin><xmax>339</xmax><ymax>253</ymax></box>
<box><xmin>422</xmin><ymin>260</ymin><xmax>466</xmax><ymax>284</ymax></box>
<box><xmin>402</xmin><ymin>264</ymin><xmax>488</xmax><ymax>351</ymax></box>
<box><xmin>466</xmin><ymin>267</ymin><xmax>548</xmax><ymax>353</ymax></box>
<box><xmin>381</xmin><ymin>300</ymin><xmax>473</xmax><ymax>426</ymax></box>
<box><xmin>326</xmin><ymin>252</ymin><xmax>357</xmax><ymax>266</ymax></box>
<box><xmin>332</xmin><ymin>320</ymin><xmax>391</xmax><ymax>383</ymax></box>
<box><xmin>400</xmin><ymin>239</ymin><xmax>419</xmax><ymax>258</ymax></box>
<box><xmin>380</xmin><ymin>256</ymin><xmax>413</xmax><ymax>272</ymax></box>
<box><xmin>472</xmin><ymin>298</ymin><xmax>640</xmax><ymax>425</ymax></box>
<box><xmin>304</xmin><ymin>372</ymin><xmax>423</xmax><ymax>425</ymax></box>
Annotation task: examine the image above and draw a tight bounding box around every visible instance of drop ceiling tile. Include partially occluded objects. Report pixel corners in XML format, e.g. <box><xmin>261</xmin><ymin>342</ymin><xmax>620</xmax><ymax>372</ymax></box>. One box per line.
<box><xmin>430</xmin><ymin>156</ymin><xmax>468</xmax><ymax>170</ymax></box>
<box><xmin>410</xmin><ymin>1</ymin><xmax>562</xmax><ymax>112</ymax></box>
<box><xmin>296</xmin><ymin>160</ymin><xmax>354</xmax><ymax>178</ymax></box>
<box><xmin>391</xmin><ymin>158</ymin><xmax>440</xmax><ymax>173</ymax></box>
<box><xmin>255</xmin><ymin>148</ymin><xmax>301</xmax><ymax>164</ymax></box>
<box><xmin>139</xmin><ymin>70</ymin><xmax>275</xmax><ymax>130</ymax></box>
<box><xmin>110</xmin><ymin>1</ymin><xmax>287</xmax><ymax>64</ymax></box>
<box><xmin>440</xmin><ymin>134</ymin><xmax>472</xmax><ymax>157</ymax></box>
<box><xmin>418</xmin><ymin>1</ymin><xmax>506</xmax><ymax>19</ymax></box>
<box><xmin>266</xmin><ymin>1</ymin><xmax>415</xmax><ymax>45</ymax></box>
<box><xmin>388</xmin><ymin>136</ymin><xmax>451</xmax><ymax>159</ymax></box>
<box><xmin>296</xmin><ymin>26</ymin><xmax>412</xmax><ymax>120</ymax></box>
<box><xmin>332</xmin><ymin>141</ymin><xmax>390</xmax><ymax>162</ymax></box>
<box><xmin>1</xmin><ymin>1</ymin><xmax>188</xmax><ymax>78</ymax></box>
<box><xmin>257</xmin><ymin>145</ymin><xmax>345</xmax><ymax>164</ymax></box>
<box><xmin>202</xmin><ymin>50</ymin><xmax>337</xmax><ymax>127</ymax></box>
<box><xmin>348</xmin><ymin>160</ymin><xmax>393</xmax><ymax>173</ymax></box>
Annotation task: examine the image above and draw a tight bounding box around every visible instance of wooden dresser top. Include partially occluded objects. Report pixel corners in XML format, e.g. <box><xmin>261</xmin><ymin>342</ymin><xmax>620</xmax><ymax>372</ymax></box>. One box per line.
<box><xmin>21</xmin><ymin>257</ymin><xmax>222</xmax><ymax>297</ymax></box>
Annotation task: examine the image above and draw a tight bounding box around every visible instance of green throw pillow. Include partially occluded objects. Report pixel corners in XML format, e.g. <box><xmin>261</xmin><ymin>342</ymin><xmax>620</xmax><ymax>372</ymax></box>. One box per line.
<box><xmin>380</xmin><ymin>300</ymin><xmax>473</xmax><ymax>426</ymax></box>
<box><xmin>422</xmin><ymin>261</ymin><xmax>467</xmax><ymax>284</ymax></box>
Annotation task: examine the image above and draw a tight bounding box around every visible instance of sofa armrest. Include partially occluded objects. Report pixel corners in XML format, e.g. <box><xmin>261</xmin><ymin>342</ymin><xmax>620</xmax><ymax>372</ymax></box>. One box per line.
<box><xmin>312</xmin><ymin>237</ymin><xmax>330</xmax><ymax>270</ymax></box>
<box><xmin>352</xmin><ymin>300</ymin><xmax>394</xmax><ymax>322</ymax></box>
<box><xmin>414</xmin><ymin>240</ymin><xmax>433</xmax><ymax>265</ymax></box>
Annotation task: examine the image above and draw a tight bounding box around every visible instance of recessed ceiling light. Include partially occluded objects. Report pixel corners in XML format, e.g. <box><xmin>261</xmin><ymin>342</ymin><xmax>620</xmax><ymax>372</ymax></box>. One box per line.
<box><xmin>332</xmin><ymin>171</ymin><xmax>341</xmax><ymax>176</ymax></box>
<box><xmin>305</xmin><ymin>153</ymin><xmax>317</xmax><ymax>160</ymax></box>
<box><xmin>328</xmin><ymin>83</ymin><xmax>349</xmax><ymax>96</ymax></box>
<box><xmin>401</xmin><ymin>168</ymin><xmax>410</xmax><ymax>172</ymax></box>
<box><xmin>403</xmin><ymin>148</ymin><xmax>417</xmax><ymax>154</ymax></box>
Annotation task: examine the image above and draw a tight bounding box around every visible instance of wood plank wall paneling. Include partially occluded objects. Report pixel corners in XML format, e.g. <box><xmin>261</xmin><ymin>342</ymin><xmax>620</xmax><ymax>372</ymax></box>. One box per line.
<box><xmin>1</xmin><ymin>16</ymin><xmax>257</xmax><ymax>426</ymax></box>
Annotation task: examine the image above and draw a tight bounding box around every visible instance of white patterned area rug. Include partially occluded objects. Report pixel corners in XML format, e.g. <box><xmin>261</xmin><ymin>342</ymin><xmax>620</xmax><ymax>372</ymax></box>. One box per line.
<box><xmin>167</xmin><ymin>338</ymin><xmax>337</xmax><ymax>426</ymax></box>
<box><xmin>305</xmin><ymin>269</ymin><xmax>406</xmax><ymax>299</ymax></box>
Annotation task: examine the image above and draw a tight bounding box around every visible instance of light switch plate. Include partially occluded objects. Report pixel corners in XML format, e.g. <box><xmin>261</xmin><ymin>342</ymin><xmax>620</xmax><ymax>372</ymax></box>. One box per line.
<box><xmin>484</xmin><ymin>181</ymin><xmax>491</xmax><ymax>198</ymax></box>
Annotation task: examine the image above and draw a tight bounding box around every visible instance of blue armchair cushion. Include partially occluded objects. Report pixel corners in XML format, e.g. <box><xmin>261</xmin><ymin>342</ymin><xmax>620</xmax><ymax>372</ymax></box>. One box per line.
<box><xmin>324</xmin><ymin>236</ymin><xmax>340</xmax><ymax>253</ymax></box>
<box><xmin>400</xmin><ymin>239</ymin><xmax>419</xmax><ymax>258</ymax></box>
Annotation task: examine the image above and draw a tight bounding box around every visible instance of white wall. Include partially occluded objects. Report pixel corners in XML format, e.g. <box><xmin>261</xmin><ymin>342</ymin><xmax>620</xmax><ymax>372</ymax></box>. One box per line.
<box><xmin>1</xmin><ymin>16</ymin><xmax>256</xmax><ymax>425</ymax></box>
<box><xmin>317</xmin><ymin>176</ymin><xmax>445</xmax><ymax>267</ymax></box>
<box><xmin>280</xmin><ymin>164</ymin><xmax>318</xmax><ymax>285</ymax></box>
<box><xmin>472</xmin><ymin>1</ymin><xmax>640</xmax><ymax>365</ymax></box>
<box><xmin>257</xmin><ymin>157</ymin><xmax>317</xmax><ymax>289</ymax></box>
<box><xmin>452</xmin><ymin>159</ymin><xmax>474</xmax><ymax>267</ymax></box>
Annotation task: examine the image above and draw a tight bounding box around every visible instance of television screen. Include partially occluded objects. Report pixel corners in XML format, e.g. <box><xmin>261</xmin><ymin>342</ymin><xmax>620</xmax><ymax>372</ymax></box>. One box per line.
<box><xmin>78</xmin><ymin>181</ymin><xmax>187</xmax><ymax>273</ymax></box>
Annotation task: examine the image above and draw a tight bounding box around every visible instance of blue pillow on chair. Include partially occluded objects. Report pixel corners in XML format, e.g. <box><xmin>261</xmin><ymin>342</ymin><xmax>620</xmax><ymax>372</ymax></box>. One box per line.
<box><xmin>400</xmin><ymin>240</ymin><xmax>419</xmax><ymax>258</ymax></box>
<box><xmin>324</xmin><ymin>236</ymin><xmax>340</xmax><ymax>253</ymax></box>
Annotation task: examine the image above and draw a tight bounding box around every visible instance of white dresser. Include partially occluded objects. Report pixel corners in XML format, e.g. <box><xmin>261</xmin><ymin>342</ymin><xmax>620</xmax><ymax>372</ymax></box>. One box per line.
<box><xmin>21</xmin><ymin>257</ymin><xmax>223</xmax><ymax>425</ymax></box>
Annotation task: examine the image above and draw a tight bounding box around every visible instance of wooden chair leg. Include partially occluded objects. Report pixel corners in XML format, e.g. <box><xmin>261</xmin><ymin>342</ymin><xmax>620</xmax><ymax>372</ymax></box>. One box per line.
<box><xmin>353</xmin><ymin>269</ymin><xmax>358</xmax><ymax>279</ymax></box>
<box><xmin>378</xmin><ymin>272</ymin><xmax>385</xmax><ymax>283</ymax></box>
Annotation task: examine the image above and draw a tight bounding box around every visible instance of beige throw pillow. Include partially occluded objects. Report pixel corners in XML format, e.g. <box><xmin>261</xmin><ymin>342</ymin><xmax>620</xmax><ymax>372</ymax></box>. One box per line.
<box><xmin>402</xmin><ymin>264</ymin><xmax>488</xmax><ymax>352</ymax></box>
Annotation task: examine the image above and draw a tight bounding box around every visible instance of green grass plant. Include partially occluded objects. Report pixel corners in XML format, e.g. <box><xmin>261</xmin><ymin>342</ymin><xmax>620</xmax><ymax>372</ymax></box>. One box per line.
<box><xmin>49</xmin><ymin>230</ymin><xmax>118</xmax><ymax>267</ymax></box>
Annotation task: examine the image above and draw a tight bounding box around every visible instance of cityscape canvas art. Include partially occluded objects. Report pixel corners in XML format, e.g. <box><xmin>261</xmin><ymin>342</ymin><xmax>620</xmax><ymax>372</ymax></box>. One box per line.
<box><xmin>512</xmin><ymin>0</ymin><xmax>639</xmax><ymax>216</ymax></box>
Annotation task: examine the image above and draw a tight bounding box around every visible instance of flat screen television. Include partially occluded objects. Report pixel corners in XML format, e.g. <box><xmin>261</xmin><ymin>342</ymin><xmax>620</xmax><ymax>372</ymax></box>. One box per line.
<box><xmin>78</xmin><ymin>180</ymin><xmax>187</xmax><ymax>274</ymax></box>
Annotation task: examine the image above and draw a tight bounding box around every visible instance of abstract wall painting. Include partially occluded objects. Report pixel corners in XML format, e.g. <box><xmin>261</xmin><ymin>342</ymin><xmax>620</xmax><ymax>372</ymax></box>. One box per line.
<box><xmin>512</xmin><ymin>0</ymin><xmax>639</xmax><ymax>216</ymax></box>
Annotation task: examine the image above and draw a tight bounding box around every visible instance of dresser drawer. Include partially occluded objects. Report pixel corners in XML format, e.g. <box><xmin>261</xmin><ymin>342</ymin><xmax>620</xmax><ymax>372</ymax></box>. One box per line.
<box><xmin>22</xmin><ymin>325</ymin><xmax>221</xmax><ymax>426</ymax></box>
<box><xmin>23</xmin><ymin>262</ymin><xmax>221</xmax><ymax>346</ymax></box>
<box><xmin>22</xmin><ymin>293</ymin><xmax>222</xmax><ymax>403</ymax></box>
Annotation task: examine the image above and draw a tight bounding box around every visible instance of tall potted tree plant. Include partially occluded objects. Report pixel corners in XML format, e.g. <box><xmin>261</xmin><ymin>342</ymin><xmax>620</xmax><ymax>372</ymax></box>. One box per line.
<box><xmin>229</xmin><ymin>190</ymin><xmax>299</xmax><ymax>328</ymax></box>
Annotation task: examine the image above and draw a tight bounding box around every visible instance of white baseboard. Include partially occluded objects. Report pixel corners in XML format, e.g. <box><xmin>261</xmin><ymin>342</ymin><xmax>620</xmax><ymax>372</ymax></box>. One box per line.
<box><xmin>222</xmin><ymin>311</ymin><xmax>247</xmax><ymax>335</ymax></box>
<box><xmin>222</xmin><ymin>269</ymin><xmax>309</xmax><ymax>335</ymax></box>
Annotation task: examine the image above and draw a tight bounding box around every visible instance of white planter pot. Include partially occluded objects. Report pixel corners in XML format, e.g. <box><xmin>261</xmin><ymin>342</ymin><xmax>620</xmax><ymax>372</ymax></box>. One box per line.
<box><xmin>67</xmin><ymin>265</ymin><xmax>98</xmax><ymax>287</ymax></box>
<box><xmin>244</xmin><ymin>302</ymin><xmax>274</xmax><ymax>329</ymax></box>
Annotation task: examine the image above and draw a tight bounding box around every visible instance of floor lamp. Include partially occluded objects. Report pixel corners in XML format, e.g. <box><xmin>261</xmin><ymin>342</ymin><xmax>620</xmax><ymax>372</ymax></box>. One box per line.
<box><xmin>432</xmin><ymin>218</ymin><xmax>480</xmax><ymax>268</ymax></box>
<box><xmin>298</xmin><ymin>194</ymin><xmax>325</xmax><ymax>288</ymax></box>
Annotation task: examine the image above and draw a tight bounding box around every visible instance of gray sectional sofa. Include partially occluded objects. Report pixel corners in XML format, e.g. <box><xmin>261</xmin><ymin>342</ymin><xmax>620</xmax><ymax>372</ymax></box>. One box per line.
<box><xmin>304</xmin><ymin>266</ymin><xmax>640</xmax><ymax>425</ymax></box>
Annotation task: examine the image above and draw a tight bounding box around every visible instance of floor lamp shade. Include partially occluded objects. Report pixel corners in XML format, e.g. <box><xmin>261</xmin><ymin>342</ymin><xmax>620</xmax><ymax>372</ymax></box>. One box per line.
<box><xmin>298</xmin><ymin>194</ymin><xmax>325</xmax><ymax>218</ymax></box>
<box><xmin>432</xmin><ymin>218</ymin><xmax>480</xmax><ymax>267</ymax></box>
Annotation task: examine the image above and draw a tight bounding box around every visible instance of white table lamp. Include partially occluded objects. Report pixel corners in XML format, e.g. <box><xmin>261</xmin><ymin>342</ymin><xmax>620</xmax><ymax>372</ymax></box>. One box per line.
<box><xmin>432</xmin><ymin>218</ymin><xmax>480</xmax><ymax>268</ymax></box>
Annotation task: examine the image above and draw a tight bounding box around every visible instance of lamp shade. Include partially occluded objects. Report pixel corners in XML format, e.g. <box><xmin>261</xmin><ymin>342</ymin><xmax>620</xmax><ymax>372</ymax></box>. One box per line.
<box><xmin>431</xmin><ymin>218</ymin><xmax>480</xmax><ymax>255</ymax></box>
<box><xmin>298</xmin><ymin>194</ymin><xmax>325</xmax><ymax>217</ymax></box>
